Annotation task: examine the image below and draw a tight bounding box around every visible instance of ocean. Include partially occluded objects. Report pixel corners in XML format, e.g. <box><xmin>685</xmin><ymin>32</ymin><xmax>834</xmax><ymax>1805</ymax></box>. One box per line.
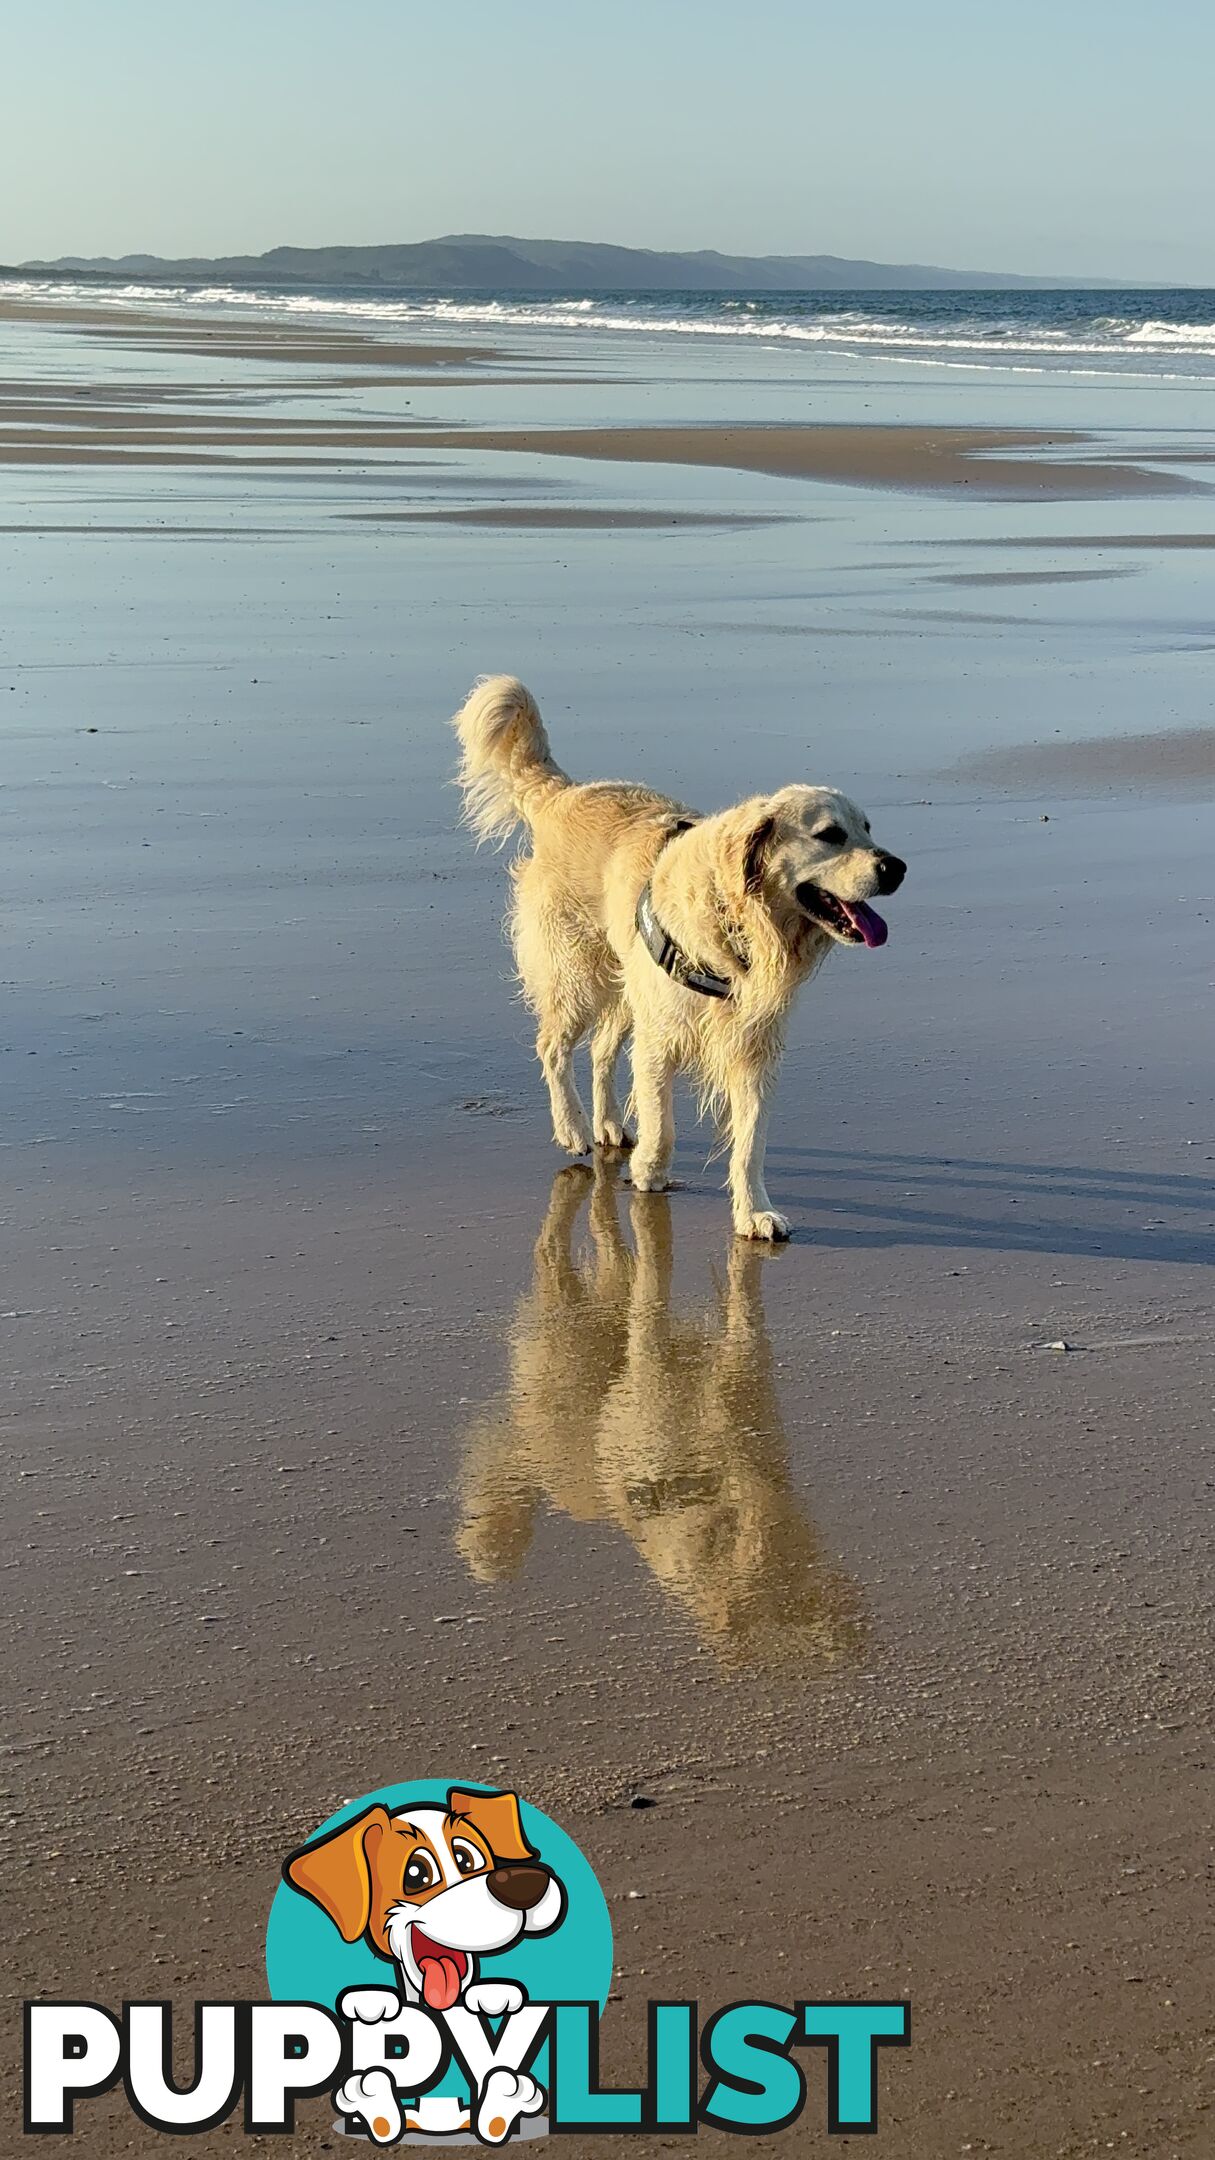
<box><xmin>7</xmin><ymin>275</ymin><xmax>1215</xmax><ymax>380</ymax></box>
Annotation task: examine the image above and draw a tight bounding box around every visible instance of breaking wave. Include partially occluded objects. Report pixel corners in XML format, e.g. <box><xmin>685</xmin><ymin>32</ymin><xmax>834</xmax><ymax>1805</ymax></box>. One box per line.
<box><xmin>6</xmin><ymin>274</ymin><xmax>1215</xmax><ymax>377</ymax></box>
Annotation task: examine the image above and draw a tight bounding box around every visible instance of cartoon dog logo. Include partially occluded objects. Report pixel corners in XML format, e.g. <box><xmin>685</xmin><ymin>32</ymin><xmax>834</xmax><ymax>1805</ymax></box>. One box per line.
<box><xmin>283</xmin><ymin>1787</ymin><xmax>565</xmax><ymax>2143</ymax></box>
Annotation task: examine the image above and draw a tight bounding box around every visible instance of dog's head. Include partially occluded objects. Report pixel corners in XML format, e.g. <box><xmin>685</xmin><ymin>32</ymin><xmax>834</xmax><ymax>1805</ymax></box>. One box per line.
<box><xmin>283</xmin><ymin>1787</ymin><xmax>566</xmax><ymax>2010</ymax></box>
<box><xmin>724</xmin><ymin>785</ymin><xmax>906</xmax><ymax>951</ymax></box>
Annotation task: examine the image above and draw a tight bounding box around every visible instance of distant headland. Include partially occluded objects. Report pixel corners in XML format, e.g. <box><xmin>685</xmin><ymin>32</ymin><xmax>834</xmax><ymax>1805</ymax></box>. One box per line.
<box><xmin>15</xmin><ymin>232</ymin><xmax>1135</xmax><ymax>292</ymax></box>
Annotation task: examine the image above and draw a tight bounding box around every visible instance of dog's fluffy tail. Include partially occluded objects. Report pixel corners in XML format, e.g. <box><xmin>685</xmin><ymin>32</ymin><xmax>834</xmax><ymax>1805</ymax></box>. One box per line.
<box><xmin>452</xmin><ymin>675</ymin><xmax>570</xmax><ymax>845</ymax></box>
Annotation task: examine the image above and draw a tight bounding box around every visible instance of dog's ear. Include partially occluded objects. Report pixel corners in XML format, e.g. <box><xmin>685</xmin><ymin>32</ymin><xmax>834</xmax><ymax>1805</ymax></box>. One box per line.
<box><xmin>448</xmin><ymin>1787</ymin><xmax>535</xmax><ymax>1864</ymax></box>
<box><xmin>741</xmin><ymin>811</ymin><xmax>778</xmax><ymax>896</ymax></box>
<box><xmin>720</xmin><ymin>806</ymin><xmax>778</xmax><ymax>908</ymax></box>
<box><xmin>282</xmin><ymin>1804</ymin><xmax>392</xmax><ymax>1941</ymax></box>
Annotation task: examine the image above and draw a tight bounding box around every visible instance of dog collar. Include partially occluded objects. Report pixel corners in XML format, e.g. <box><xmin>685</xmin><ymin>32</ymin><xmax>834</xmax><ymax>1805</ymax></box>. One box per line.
<box><xmin>636</xmin><ymin>822</ymin><xmax>733</xmax><ymax>1000</ymax></box>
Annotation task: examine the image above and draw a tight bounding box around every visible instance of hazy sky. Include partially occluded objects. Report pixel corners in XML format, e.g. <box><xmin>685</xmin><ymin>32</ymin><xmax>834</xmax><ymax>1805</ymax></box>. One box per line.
<box><xmin>5</xmin><ymin>0</ymin><xmax>1213</xmax><ymax>280</ymax></box>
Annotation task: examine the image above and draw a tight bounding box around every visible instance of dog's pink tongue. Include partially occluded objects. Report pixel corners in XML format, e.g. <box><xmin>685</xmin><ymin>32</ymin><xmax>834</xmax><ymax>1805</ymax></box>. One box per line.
<box><xmin>843</xmin><ymin>900</ymin><xmax>888</xmax><ymax>948</ymax></box>
<box><xmin>419</xmin><ymin>1955</ymin><xmax>463</xmax><ymax>2011</ymax></box>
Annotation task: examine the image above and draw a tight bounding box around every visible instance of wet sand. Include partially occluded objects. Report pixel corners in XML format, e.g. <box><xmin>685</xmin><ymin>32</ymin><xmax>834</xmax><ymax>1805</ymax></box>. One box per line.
<box><xmin>924</xmin><ymin>530</ymin><xmax>1215</xmax><ymax>549</ymax></box>
<box><xmin>343</xmin><ymin>506</ymin><xmax>788</xmax><ymax>529</ymax></box>
<box><xmin>2</xmin><ymin>294</ymin><xmax>1213</xmax><ymax>2156</ymax></box>
<box><xmin>952</xmin><ymin>722</ymin><xmax>1215</xmax><ymax>793</ymax></box>
<box><xmin>0</xmin><ymin>292</ymin><xmax>508</xmax><ymax>370</ymax></box>
<box><xmin>414</xmin><ymin>423</ymin><xmax>1204</xmax><ymax>499</ymax></box>
<box><xmin>0</xmin><ymin>299</ymin><xmax>1204</xmax><ymax>498</ymax></box>
<box><xmin>923</xmin><ymin>565</ymin><xmax>1138</xmax><ymax>586</ymax></box>
<box><xmin>0</xmin><ymin>398</ymin><xmax>1199</xmax><ymax>496</ymax></box>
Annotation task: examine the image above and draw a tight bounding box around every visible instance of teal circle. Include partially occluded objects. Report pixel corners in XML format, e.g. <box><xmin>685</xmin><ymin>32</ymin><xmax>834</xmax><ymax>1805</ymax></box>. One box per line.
<box><xmin>266</xmin><ymin>1779</ymin><xmax>613</xmax><ymax>2016</ymax></box>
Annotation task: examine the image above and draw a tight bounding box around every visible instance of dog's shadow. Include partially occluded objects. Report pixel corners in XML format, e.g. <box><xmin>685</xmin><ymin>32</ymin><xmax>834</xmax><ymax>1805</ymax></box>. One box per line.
<box><xmin>455</xmin><ymin>1160</ymin><xmax>867</xmax><ymax>1671</ymax></box>
<box><xmin>766</xmin><ymin>1145</ymin><xmax>1215</xmax><ymax>1265</ymax></box>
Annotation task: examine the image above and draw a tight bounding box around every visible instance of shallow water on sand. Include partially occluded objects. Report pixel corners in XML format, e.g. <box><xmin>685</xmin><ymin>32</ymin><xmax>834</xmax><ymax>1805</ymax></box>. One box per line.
<box><xmin>2</xmin><ymin>300</ymin><xmax>1213</xmax><ymax>2155</ymax></box>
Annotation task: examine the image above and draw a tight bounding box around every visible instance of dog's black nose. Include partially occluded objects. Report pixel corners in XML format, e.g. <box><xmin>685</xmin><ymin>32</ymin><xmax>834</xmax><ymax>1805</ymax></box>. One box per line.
<box><xmin>487</xmin><ymin>1863</ymin><xmax>551</xmax><ymax>1912</ymax></box>
<box><xmin>873</xmin><ymin>852</ymin><xmax>906</xmax><ymax>895</ymax></box>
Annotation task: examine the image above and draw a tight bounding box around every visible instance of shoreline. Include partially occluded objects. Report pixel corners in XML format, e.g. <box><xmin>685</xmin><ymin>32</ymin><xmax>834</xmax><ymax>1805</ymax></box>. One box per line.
<box><xmin>0</xmin><ymin>291</ymin><xmax>508</xmax><ymax>369</ymax></box>
<box><xmin>0</xmin><ymin>292</ymin><xmax>1206</xmax><ymax>497</ymax></box>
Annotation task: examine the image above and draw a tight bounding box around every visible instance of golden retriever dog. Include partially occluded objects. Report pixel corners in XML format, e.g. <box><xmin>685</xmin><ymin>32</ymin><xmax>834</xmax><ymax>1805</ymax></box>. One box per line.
<box><xmin>456</xmin><ymin>1160</ymin><xmax>867</xmax><ymax>1669</ymax></box>
<box><xmin>453</xmin><ymin>675</ymin><xmax>906</xmax><ymax>1238</ymax></box>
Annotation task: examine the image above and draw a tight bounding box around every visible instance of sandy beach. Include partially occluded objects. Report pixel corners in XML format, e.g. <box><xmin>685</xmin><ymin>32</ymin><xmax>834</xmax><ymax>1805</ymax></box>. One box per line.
<box><xmin>2</xmin><ymin>291</ymin><xmax>1213</xmax><ymax>2156</ymax></box>
<box><xmin>0</xmin><ymin>298</ymin><xmax>1206</xmax><ymax>497</ymax></box>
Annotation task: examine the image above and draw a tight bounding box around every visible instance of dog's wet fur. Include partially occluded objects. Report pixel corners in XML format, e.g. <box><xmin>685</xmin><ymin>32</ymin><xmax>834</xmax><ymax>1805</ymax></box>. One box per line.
<box><xmin>453</xmin><ymin>676</ymin><xmax>905</xmax><ymax>1238</ymax></box>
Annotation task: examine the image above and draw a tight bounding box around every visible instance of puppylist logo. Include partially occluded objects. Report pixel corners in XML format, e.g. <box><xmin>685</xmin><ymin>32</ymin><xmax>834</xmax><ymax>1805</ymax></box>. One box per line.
<box><xmin>24</xmin><ymin>1781</ymin><xmax>909</xmax><ymax>2144</ymax></box>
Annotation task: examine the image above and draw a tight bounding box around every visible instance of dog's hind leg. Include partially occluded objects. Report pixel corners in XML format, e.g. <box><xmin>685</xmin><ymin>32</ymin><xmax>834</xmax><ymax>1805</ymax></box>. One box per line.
<box><xmin>536</xmin><ymin>1012</ymin><xmax>594</xmax><ymax>1156</ymax></box>
<box><xmin>629</xmin><ymin>1033</ymin><xmax>676</xmax><ymax>1194</ymax></box>
<box><xmin>515</xmin><ymin>883</ymin><xmax>597</xmax><ymax>1155</ymax></box>
<box><xmin>727</xmin><ymin>1068</ymin><xmax>789</xmax><ymax>1241</ymax></box>
<box><xmin>590</xmin><ymin>999</ymin><xmax>634</xmax><ymax>1149</ymax></box>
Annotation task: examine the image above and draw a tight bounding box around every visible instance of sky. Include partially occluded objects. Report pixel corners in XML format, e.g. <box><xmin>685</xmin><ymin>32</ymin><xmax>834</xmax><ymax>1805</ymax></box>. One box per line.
<box><xmin>4</xmin><ymin>0</ymin><xmax>1214</xmax><ymax>281</ymax></box>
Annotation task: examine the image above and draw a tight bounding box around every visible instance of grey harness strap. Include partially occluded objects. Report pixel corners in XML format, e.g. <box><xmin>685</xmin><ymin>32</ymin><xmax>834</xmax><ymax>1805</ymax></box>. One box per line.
<box><xmin>635</xmin><ymin>821</ymin><xmax>733</xmax><ymax>1000</ymax></box>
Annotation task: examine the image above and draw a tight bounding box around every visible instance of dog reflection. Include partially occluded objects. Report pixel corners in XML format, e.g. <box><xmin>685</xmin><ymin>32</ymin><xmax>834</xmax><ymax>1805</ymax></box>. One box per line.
<box><xmin>456</xmin><ymin>1163</ymin><xmax>867</xmax><ymax>1668</ymax></box>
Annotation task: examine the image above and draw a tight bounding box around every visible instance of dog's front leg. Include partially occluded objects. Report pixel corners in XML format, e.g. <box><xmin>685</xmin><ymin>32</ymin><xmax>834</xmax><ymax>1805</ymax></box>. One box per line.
<box><xmin>728</xmin><ymin>1070</ymin><xmax>789</xmax><ymax>1240</ymax></box>
<box><xmin>629</xmin><ymin>1035</ymin><xmax>675</xmax><ymax>1193</ymax></box>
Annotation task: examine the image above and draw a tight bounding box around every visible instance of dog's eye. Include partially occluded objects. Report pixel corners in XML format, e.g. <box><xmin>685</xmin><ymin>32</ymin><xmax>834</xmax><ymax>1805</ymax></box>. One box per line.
<box><xmin>815</xmin><ymin>824</ymin><xmax>847</xmax><ymax>846</ymax></box>
<box><xmin>451</xmin><ymin>1839</ymin><xmax>486</xmax><ymax>1877</ymax></box>
<box><xmin>402</xmin><ymin>1850</ymin><xmax>438</xmax><ymax>1893</ymax></box>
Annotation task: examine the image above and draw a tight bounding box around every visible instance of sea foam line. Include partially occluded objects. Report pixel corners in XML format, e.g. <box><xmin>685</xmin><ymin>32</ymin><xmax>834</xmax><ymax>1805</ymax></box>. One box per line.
<box><xmin>6</xmin><ymin>275</ymin><xmax>1215</xmax><ymax>373</ymax></box>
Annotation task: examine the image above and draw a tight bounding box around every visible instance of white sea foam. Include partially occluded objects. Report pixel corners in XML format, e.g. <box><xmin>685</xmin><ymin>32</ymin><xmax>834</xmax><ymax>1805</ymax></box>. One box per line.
<box><xmin>6</xmin><ymin>274</ymin><xmax>1215</xmax><ymax>376</ymax></box>
<box><xmin>1124</xmin><ymin>318</ymin><xmax>1215</xmax><ymax>345</ymax></box>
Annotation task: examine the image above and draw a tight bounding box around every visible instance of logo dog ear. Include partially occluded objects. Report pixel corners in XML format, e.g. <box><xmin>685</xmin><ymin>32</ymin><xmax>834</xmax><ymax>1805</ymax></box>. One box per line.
<box><xmin>282</xmin><ymin>1804</ymin><xmax>392</xmax><ymax>1942</ymax></box>
<box><xmin>447</xmin><ymin>1787</ymin><xmax>535</xmax><ymax>1864</ymax></box>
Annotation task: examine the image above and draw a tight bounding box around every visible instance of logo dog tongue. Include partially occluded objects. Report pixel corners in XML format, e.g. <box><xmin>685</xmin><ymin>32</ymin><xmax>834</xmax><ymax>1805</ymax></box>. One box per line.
<box><xmin>842</xmin><ymin>900</ymin><xmax>888</xmax><ymax>948</ymax></box>
<box><xmin>412</xmin><ymin>1926</ymin><xmax>467</xmax><ymax>2009</ymax></box>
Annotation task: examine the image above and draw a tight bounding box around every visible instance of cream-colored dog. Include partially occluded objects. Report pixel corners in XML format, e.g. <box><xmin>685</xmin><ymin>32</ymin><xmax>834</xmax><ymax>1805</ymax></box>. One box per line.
<box><xmin>453</xmin><ymin>676</ymin><xmax>906</xmax><ymax>1238</ymax></box>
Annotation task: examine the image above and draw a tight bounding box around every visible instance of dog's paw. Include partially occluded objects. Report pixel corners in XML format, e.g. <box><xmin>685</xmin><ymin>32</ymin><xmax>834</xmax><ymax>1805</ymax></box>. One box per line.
<box><xmin>335</xmin><ymin>2068</ymin><xmax>401</xmax><ymax>2144</ymax></box>
<box><xmin>594</xmin><ymin>1118</ymin><xmax>635</xmax><ymax>1150</ymax></box>
<box><xmin>629</xmin><ymin>1161</ymin><xmax>671</xmax><ymax>1193</ymax></box>
<box><xmin>738</xmin><ymin>1208</ymin><xmax>791</xmax><ymax>1242</ymax></box>
<box><xmin>338</xmin><ymin>1986</ymin><xmax>401</xmax><ymax>2025</ymax></box>
<box><xmin>552</xmin><ymin>1121</ymin><xmax>592</xmax><ymax>1157</ymax></box>
<box><xmin>476</xmin><ymin>2066</ymin><xmax>545</xmax><ymax>2144</ymax></box>
<box><xmin>464</xmin><ymin>1979</ymin><xmax>526</xmax><ymax>2017</ymax></box>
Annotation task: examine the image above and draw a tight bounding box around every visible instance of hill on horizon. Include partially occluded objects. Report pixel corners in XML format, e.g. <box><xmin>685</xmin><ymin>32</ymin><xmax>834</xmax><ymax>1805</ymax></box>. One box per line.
<box><xmin>17</xmin><ymin>231</ymin><xmax>1134</xmax><ymax>292</ymax></box>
